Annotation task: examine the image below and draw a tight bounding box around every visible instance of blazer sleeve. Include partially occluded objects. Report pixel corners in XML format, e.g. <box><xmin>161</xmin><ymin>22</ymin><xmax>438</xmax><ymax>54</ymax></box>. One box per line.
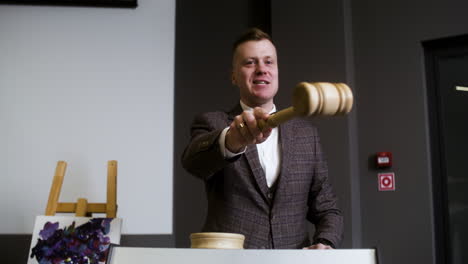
<box><xmin>181</xmin><ymin>112</ymin><xmax>240</xmax><ymax>180</ymax></box>
<box><xmin>306</xmin><ymin>127</ymin><xmax>344</xmax><ymax>248</ymax></box>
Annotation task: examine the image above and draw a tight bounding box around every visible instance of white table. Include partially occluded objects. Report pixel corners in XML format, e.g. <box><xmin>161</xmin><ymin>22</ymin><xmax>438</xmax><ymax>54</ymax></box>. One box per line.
<box><xmin>108</xmin><ymin>247</ymin><xmax>377</xmax><ymax>264</ymax></box>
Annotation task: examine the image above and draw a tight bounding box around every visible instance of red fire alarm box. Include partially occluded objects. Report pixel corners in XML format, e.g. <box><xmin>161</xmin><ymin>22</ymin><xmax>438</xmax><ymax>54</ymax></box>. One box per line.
<box><xmin>376</xmin><ymin>152</ymin><xmax>392</xmax><ymax>168</ymax></box>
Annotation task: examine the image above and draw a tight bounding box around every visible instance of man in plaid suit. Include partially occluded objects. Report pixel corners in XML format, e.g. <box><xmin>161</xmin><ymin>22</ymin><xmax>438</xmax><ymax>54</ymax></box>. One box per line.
<box><xmin>182</xmin><ymin>28</ymin><xmax>343</xmax><ymax>249</ymax></box>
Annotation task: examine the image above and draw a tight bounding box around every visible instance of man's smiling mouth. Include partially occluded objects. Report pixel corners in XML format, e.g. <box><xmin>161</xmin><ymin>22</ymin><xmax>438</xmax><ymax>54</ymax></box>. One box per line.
<box><xmin>253</xmin><ymin>80</ymin><xmax>270</xmax><ymax>84</ymax></box>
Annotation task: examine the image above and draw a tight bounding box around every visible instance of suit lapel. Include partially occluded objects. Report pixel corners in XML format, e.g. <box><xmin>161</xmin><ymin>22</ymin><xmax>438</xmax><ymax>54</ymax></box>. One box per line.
<box><xmin>244</xmin><ymin>145</ymin><xmax>270</xmax><ymax>201</ymax></box>
<box><xmin>274</xmin><ymin>120</ymin><xmax>294</xmax><ymax>204</ymax></box>
<box><xmin>226</xmin><ymin>104</ymin><xmax>242</xmax><ymax>123</ymax></box>
<box><xmin>227</xmin><ymin>104</ymin><xmax>270</xmax><ymax>202</ymax></box>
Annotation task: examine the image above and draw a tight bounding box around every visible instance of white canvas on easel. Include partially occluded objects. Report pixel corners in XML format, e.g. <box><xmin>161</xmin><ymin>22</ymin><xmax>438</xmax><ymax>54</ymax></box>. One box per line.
<box><xmin>28</xmin><ymin>216</ymin><xmax>122</xmax><ymax>264</ymax></box>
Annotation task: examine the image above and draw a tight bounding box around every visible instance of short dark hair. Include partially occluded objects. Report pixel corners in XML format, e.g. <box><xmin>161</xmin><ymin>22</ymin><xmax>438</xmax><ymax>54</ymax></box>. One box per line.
<box><xmin>232</xmin><ymin>28</ymin><xmax>274</xmax><ymax>53</ymax></box>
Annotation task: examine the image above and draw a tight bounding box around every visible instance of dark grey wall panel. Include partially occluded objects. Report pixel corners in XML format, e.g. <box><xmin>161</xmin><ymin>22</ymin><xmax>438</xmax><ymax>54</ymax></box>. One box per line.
<box><xmin>173</xmin><ymin>0</ymin><xmax>355</xmax><ymax>249</ymax></box>
<box><xmin>174</xmin><ymin>0</ymin><xmax>360</xmax><ymax>250</ymax></box>
<box><xmin>271</xmin><ymin>0</ymin><xmax>356</xmax><ymax>248</ymax></box>
<box><xmin>173</xmin><ymin>0</ymin><xmax>265</xmax><ymax>248</ymax></box>
<box><xmin>351</xmin><ymin>0</ymin><xmax>468</xmax><ymax>263</ymax></box>
<box><xmin>120</xmin><ymin>234</ymin><xmax>174</xmax><ymax>248</ymax></box>
<box><xmin>3</xmin><ymin>235</ymin><xmax>31</xmax><ymax>264</ymax></box>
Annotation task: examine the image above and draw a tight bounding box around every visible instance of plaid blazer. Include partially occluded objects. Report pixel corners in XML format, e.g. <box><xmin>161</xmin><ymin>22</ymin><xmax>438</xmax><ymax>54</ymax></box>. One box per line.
<box><xmin>182</xmin><ymin>104</ymin><xmax>343</xmax><ymax>249</ymax></box>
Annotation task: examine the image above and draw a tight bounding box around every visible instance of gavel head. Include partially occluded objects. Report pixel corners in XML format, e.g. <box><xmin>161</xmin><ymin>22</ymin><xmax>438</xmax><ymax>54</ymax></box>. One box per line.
<box><xmin>293</xmin><ymin>82</ymin><xmax>353</xmax><ymax>116</ymax></box>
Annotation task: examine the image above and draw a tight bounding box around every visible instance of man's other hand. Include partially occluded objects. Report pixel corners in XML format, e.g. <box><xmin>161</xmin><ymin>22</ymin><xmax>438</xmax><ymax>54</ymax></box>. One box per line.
<box><xmin>302</xmin><ymin>243</ymin><xmax>333</xmax><ymax>250</ymax></box>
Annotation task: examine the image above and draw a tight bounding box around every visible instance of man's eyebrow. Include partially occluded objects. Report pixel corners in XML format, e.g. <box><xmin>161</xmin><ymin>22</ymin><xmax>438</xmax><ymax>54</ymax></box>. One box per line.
<box><xmin>241</xmin><ymin>57</ymin><xmax>257</xmax><ymax>62</ymax></box>
<box><xmin>245</xmin><ymin>56</ymin><xmax>274</xmax><ymax>60</ymax></box>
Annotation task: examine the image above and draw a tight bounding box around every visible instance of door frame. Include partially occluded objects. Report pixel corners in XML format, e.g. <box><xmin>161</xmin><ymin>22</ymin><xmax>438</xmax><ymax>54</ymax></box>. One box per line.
<box><xmin>423</xmin><ymin>33</ymin><xmax>468</xmax><ymax>264</ymax></box>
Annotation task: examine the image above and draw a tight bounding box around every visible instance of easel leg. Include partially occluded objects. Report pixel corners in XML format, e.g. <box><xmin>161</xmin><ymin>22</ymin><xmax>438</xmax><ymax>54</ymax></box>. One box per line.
<box><xmin>45</xmin><ymin>161</ymin><xmax>67</xmax><ymax>216</ymax></box>
<box><xmin>106</xmin><ymin>160</ymin><xmax>117</xmax><ymax>218</ymax></box>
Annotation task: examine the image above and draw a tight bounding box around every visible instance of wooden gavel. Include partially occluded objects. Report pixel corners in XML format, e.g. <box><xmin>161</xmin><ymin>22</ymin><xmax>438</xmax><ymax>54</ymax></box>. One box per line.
<box><xmin>258</xmin><ymin>82</ymin><xmax>353</xmax><ymax>130</ymax></box>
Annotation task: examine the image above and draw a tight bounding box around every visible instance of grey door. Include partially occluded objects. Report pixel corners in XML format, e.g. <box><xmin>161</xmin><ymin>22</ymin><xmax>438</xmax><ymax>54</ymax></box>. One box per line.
<box><xmin>424</xmin><ymin>35</ymin><xmax>468</xmax><ymax>264</ymax></box>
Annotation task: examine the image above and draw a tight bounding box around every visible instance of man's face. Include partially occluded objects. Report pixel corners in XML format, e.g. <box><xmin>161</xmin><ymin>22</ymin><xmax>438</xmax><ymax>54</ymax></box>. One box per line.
<box><xmin>232</xmin><ymin>39</ymin><xmax>279</xmax><ymax>109</ymax></box>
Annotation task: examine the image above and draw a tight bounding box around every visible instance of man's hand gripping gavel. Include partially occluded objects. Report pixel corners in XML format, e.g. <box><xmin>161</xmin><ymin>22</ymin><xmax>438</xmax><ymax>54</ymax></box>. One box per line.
<box><xmin>226</xmin><ymin>82</ymin><xmax>354</xmax><ymax>153</ymax></box>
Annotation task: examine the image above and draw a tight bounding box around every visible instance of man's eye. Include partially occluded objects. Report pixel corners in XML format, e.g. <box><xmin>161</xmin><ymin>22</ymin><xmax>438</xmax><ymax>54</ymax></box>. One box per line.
<box><xmin>266</xmin><ymin>60</ymin><xmax>274</xmax><ymax>65</ymax></box>
<box><xmin>245</xmin><ymin>60</ymin><xmax>255</xmax><ymax>65</ymax></box>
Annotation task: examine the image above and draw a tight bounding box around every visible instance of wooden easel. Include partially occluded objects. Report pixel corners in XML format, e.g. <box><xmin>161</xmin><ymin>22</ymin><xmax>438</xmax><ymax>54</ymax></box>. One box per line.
<box><xmin>45</xmin><ymin>160</ymin><xmax>117</xmax><ymax>217</ymax></box>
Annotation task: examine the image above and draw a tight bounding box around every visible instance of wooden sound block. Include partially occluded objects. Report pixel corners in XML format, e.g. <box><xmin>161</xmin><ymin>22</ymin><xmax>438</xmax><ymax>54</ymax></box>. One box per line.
<box><xmin>190</xmin><ymin>232</ymin><xmax>245</xmax><ymax>249</ymax></box>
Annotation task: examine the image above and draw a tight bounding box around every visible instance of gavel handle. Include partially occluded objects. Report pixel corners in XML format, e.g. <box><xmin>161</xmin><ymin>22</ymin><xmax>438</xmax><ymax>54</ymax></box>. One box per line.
<box><xmin>257</xmin><ymin>107</ymin><xmax>297</xmax><ymax>130</ymax></box>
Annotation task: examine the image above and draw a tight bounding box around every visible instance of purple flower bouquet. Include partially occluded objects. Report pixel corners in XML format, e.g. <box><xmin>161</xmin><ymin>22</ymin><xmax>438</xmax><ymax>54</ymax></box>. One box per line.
<box><xmin>28</xmin><ymin>217</ymin><xmax>121</xmax><ymax>264</ymax></box>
